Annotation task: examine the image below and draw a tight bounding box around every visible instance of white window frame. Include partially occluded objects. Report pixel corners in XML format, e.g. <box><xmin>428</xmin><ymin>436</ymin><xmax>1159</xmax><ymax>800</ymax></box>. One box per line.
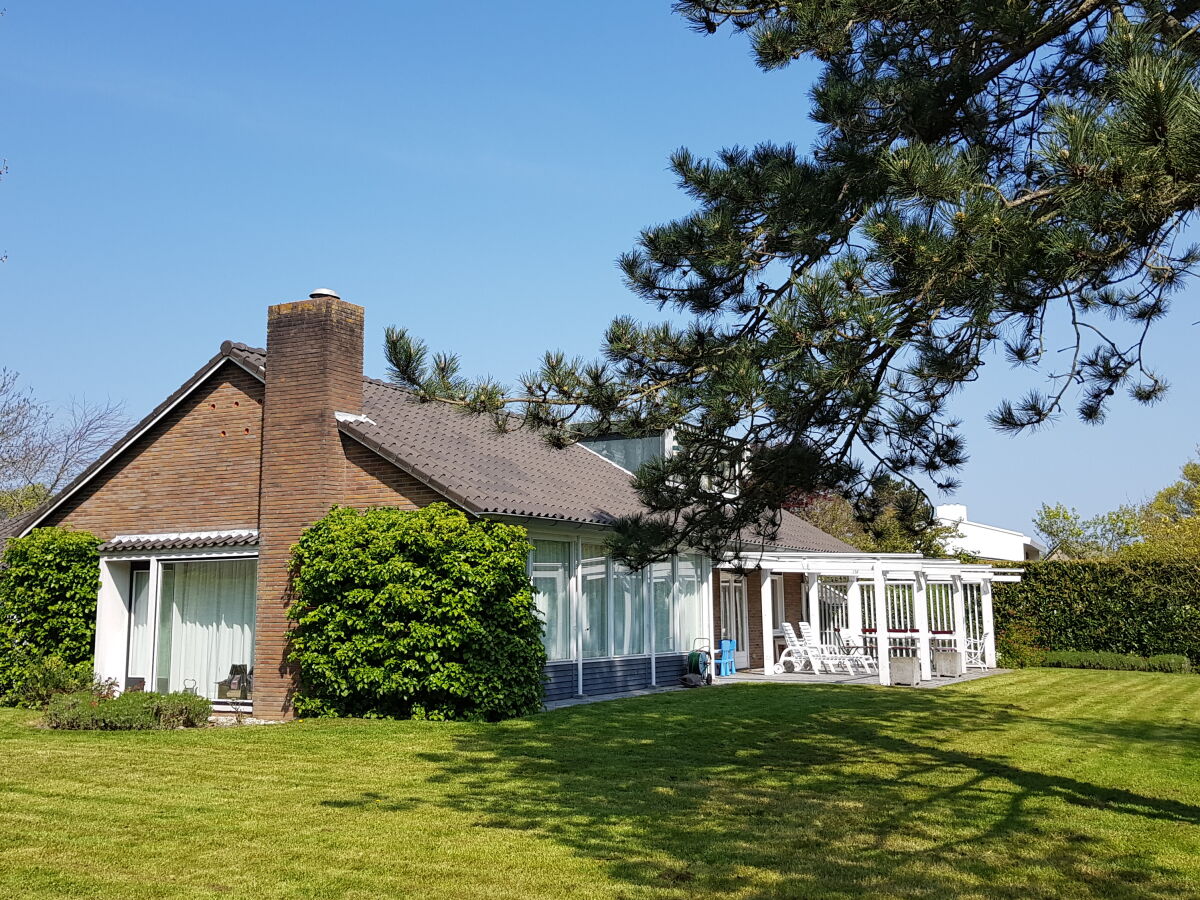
<box><xmin>771</xmin><ymin>572</ymin><xmax>786</xmax><ymax>635</ymax></box>
<box><xmin>527</xmin><ymin>532</ymin><xmax>713</xmax><ymax>673</ymax></box>
<box><xmin>96</xmin><ymin>547</ymin><xmax>258</xmax><ymax>711</ymax></box>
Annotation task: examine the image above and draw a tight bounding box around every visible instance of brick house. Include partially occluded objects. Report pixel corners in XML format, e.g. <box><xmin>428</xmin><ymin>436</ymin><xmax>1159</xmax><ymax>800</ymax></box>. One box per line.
<box><xmin>2</xmin><ymin>292</ymin><xmax>1003</xmax><ymax>718</ymax></box>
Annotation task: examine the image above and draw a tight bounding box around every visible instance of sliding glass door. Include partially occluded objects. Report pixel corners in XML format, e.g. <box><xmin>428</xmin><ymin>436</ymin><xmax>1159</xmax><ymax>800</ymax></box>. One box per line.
<box><xmin>126</xmin><ymin>568</ymin><xmax>153</xmax><ymax>690</ymax></box>
<box><xmin>719</xmin><ymin>573</ymin><xmax>749</xmax><ymax>668</ymax></box>
<box><xmin>126</xmin><ymin>557</ymin><xmax>257</xmax><ymax>701</ymax></box>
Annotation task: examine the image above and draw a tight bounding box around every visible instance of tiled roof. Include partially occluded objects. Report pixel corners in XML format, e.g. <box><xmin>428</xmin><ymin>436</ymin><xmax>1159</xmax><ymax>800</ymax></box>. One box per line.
<box><xmin>224</xmin><ymin>342</ymin><xmax>265</xmax><ymax>376</ymax></box>
<box><xmin>11</xmin><ymin>339</ymin><xmax>856</xmax><ymax>555</ymax></box>
<box><xmin>99</xmin><ymin>530</ymin><xmax>260</xmax><ymax>553</ymax></box>
<box><xmin>0</xmin><ymin>511</ymin><xmax>33</xmax><ymax>541</ymax></box>
<box><xmin>342</xmin><ymin>377</ymin><xmax>855</xmax><ymax>553</ymax></box>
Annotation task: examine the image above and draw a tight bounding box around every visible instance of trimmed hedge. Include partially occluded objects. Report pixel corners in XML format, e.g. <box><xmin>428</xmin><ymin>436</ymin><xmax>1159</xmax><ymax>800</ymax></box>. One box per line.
<box><xmin>45</xmin><ymin>690</ymin><xmax>212</xmax><ymax>730</ymax></box>
<box><xmin>1038</xmin><ymin>650</ymin><xmax>1192</xmax><ymax>673</ymax></box>
<box><xmin>993</xmin><ymin>560</ymin><xmax>1200</xmax><ymax>666</ymax></box>
<box><xmin>288</xmin><ymin>504</ymin><xmax>546</xmax><ymax>721</ymax></box>
<box><xmin>0</xmin><ymin>527</ymin><xmax>101</xmax><ymax>705</ymax></box>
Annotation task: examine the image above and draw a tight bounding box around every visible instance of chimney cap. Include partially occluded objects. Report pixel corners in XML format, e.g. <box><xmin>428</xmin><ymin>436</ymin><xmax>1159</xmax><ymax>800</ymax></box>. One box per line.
<box><xmin>309</xmin><ymin>288</ymin><xmax>341</xmax><ymax>300</ymax></box>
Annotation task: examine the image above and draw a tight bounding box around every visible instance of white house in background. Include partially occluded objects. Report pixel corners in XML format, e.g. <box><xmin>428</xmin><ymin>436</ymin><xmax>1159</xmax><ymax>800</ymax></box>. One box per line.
<box><xmin>935</xmin><ymin>504</ymin><xmax>1044</xmax><ymax>562</ymax></box>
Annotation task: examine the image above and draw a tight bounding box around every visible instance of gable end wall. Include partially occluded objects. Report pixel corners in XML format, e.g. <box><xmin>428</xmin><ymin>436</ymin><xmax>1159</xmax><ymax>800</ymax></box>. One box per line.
<box><xmin>45</xmin><ymin>362</ymin><xmax>264</xmax><ymax>540</ymax></box>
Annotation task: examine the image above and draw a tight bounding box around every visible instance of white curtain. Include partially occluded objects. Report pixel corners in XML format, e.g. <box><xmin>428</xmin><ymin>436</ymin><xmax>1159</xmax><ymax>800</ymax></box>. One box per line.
<box><xmin>126</xmin><ymin>569</ymin><xmax>152</xmax><ymax>683</ymax></box>
<box><xmin>677</xmin><ymin>554</ymin><xmax>705</xmax><ymax>650</ymax></box>
<box><xmin>580</xmin><ymin>543</ymin><xmax>609</xmax><ymax>659</ymax></box>
<box><xmin>652</xmin><ymin>561</ymin><xmax>674</xmax><ymax>653</ymax></box>
<box><xmin>611</xmin><ymin>562</ymin><xmax>645</xmax><ymax>656</ymax></box>
<box><xmin>157</xmin><ymin>559</ymin><xmax>256</xmax><ymax>699</ymax></box>
<box><xmin>531</xmin><ymin>541</ymin><xmax>573</xmax><ymax>661</ymax></box>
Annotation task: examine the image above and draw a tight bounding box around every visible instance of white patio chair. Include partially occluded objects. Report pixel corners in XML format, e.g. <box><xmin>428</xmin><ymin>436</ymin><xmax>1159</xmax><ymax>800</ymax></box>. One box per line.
<box><xmin>775</xmin><ymin>623</ymin><xmax>822</xmax><ymax>674</ymax></box>
<box><xmin>834</xmin><ymin>629</ymin><xmax>878</xmax><ymax>674</ymax></box>
<box><xmin>964</xmin><ymin>633</ymin><xmax>990</xmax><ymax>669</ymax></box>
<box><xmin>797</xmin><ymin>622</ymin><xmax>857</xmax><ymax>675</ymax></box>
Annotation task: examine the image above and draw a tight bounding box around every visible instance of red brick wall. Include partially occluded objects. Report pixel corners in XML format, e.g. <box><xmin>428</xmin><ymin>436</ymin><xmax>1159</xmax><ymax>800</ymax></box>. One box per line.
<box><xmin>784</xmin><ymin>573</ymin><xmax>808</xmax><ymax>624</ymax></box>
<box><xmin>710</xmin><ymin>570</ymin><xmax>812</xmax><ymax>670</ymax></box>
<box><xmin>46</xmin><ymin>362</ymin><xmax>263</xmax><ymax>539</ymax></box>
<box><xmin>254</xmin><ymin>298</ymin><xmax>365</xmax><ymax>720</ymax></box>
<box><xmin>341</xmin><ymin>434</ymin><xmax>452</xmax><ymax>509</ymax></box>
<box><xmin>38</xmin><ymin>299</ymin><xmax>467</xmax><ymax>720</ymax></box>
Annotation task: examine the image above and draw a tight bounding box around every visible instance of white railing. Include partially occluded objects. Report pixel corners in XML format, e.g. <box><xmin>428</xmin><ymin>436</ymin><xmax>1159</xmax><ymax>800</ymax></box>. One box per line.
<box><xmin>818</xmin><ymin>578</ymin><xmax>850</xmax><ymax>645</ymax></box>
<box><xmin>851</xmin><ymin>579</ymin><xmax>988</xmax><ymax>669</ymax></box>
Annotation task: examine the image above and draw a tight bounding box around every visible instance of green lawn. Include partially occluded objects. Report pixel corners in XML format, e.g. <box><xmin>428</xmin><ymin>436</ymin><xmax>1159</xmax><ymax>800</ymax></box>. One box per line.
<box><xmin>1</xmin><ymin>670</ymin><xmax>1198</xmax><ymax>899</ymax></box>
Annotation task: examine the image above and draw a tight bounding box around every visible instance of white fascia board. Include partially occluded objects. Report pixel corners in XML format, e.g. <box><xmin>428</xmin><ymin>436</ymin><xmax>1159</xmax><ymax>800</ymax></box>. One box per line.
<box><xmin>99</xmin><ymin>546</ymin><xmax>259</xmax><ymax>562</ymax></box>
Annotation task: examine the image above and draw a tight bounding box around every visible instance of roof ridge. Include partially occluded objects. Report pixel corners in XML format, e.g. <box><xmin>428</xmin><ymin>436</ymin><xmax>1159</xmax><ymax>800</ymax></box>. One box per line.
<box><xmin>361</xmin><ymin>374</ymin><xmax>417</xmax><ymax>396</ymax></box>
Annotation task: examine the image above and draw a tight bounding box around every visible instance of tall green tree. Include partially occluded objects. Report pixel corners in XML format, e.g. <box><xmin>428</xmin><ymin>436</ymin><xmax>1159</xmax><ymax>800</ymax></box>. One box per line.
<box><xmin>1143</xmin><ymin>452</ymin><xmax>1200</xmax><ymax>523</ymax></box>
<box><xmin>1033</xmin><ymin>502</ymin><xmax>1142</xmax><ymax>558</ymax></box>
<box><xmin>1119</xmin><ymin>451</ymin><xmax>1200</xmax><ymax>558</ymax></box>
<box><xmin>790</xmin><ymin>477</ymin><xmax>961</xmax><ymax>555</ymax></box>
<box><xmin>389</xmin><ymin>2</ymin><xmax>1200</xmax><ymax>566</ymax></box>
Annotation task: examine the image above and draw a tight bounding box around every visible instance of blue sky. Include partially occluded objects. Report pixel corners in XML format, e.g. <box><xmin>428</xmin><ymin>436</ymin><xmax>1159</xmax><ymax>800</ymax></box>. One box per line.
<box><xmin>3</xmin><ymin>2</ymin><xmax>1197</xmax><ymax>533</ymax></box>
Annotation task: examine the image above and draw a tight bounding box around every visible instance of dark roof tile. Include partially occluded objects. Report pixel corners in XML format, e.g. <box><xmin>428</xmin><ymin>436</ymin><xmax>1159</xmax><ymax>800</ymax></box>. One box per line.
<box><xmin>344</xmin><ymin>377</ymin><xmax>856</xmax><ymax>553</ymax></box>
<box><xmin>14</xmin><ymin>340</ymin><xmax>856</xmax><ymax>555</ymax></box>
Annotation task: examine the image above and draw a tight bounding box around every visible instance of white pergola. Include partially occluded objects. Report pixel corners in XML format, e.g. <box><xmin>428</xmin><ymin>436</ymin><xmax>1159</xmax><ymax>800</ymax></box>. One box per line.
<box><xmin>725</xmin><ymin>551</ymin><xmax>1022</xmax><ymax>685</ymax></box>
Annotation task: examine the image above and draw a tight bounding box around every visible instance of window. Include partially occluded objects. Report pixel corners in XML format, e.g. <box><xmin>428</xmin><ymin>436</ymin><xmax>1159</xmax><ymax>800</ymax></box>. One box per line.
<box><xmin>126</xmin><ymin>567</ymin><xmax>152</xmax><ymax>689</ymax></box>
<box><xmin>677</xmin><ymin>553</ymin><xmax>706</xmax><ymax>650</ymax></box>
<box><xmin>652</xmin><ymin>561</ymin><xmax>674</xmax><ymax>653</ymax></box>
<box><xmin>578</xmin><ymin>433</ymin><xmax>668</xmax><ymax>473</ymax></box>
<box><xmin>530</xmin><ymin>539</ymin><xmax>706</xmax><ymax>661</ymax></box>
<box><xmin>155</xmin><ymin>559</ymin><xmax>256</xmax><ymax>698</ymax></box>
<box><xmin>531</xmin><ymin>540</ymin><xmax>573</xmax><ymax>661</ymax></box>
<box><xmin>580</xmin><ymin>543</ymin><xmax>609</xmax><ymax>659</ymax></box>
<box><xmin>719</xmin><ymin>572</ymin><xmax>748</xmax><ymax>654</ymax></box>
<box><xmin>123</xmin><ymin>557</ymin><xmax>257</xmax><ymax>701</ymax></box>
<box><xmin>611</xmin><ymin>561</ymin><xmax>646</xmax><ymax>656</ymax></box>
<box><xmin>771</xmin><ymin>573</ymin><xmax>786</xmax><ymax>633</ymax></box>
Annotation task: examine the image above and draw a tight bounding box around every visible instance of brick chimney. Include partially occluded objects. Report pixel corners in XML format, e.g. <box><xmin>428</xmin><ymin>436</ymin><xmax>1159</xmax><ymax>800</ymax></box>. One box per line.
<box><xmin>254</xmin><ymin>290</ymin><xmax>364</xmax><ymax>719</ymax></box>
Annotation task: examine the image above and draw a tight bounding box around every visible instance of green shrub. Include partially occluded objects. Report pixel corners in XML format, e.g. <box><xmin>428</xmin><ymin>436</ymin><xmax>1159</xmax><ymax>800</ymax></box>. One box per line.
<box><xmin>45</xmin><ymin>690</ymin><xmax>212</xmax><ymax>730</ymax></box>
<box><xmin>8</xmin><ymin>655</ymin><xmax>95</xmax><ymax>708</ymax></box>
<box><xmin>153</xmin><ymin>692</ymin><xmax>212</xmax><ymax>728</ymax></box>
<box><xmin>288</xmin><ymin>504</ymin><xmax>545</xmax><ymax>721</ymax></box>
<box><xmin>0</xmin><ymin>527</ymin><xmax>101</xmax><ymax>705</ymax></box>
<box><xmin>1146</xmin><ymin>653</ymin><xmax>1193</xmax><ymax>673</ymax></box>
<box><xmin>993</xmin><ymin>561</ymin><xmax>1200</xmax><ymax>664</ymax></box>
<box><xmin>1038</xmin><ymin>650</ymin><xmax>1193</xmax><ymax>673</ymax></box>
<box><xmin>995</xmin><ymin>619</ymin><xmax>1044</xmax><ymax>668</ymax></box>
<box><xmin>45</xmin><ymin>691</ymin><xmax>104</xmax><ymax>730</ymax></box>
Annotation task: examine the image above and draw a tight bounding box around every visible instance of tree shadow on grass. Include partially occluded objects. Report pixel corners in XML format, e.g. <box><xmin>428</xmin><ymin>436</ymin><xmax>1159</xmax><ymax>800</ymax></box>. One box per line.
<box><xmin>411</xmin><ymin>684</ymin><xmax>1200</xmax><ymax>899</ymax></box>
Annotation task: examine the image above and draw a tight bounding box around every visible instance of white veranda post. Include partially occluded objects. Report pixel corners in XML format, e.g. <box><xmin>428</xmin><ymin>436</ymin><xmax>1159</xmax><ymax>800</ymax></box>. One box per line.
<box><xmin>913</xmin><ymin>573</ymin><xmax>932</xmax><ymax>680</ymax></box>
<box><xmin>846</xmin><ymin>576</ymin><xmax>862</xmax><ymax>645</ymax></box>
<box><xmin>951</xmin><ymin>575</ymin><xmax>967</xmax><ymax>673</ymax></box>
<box><xmin>807</xmin><ymin>575</ymin><xmax>821</xmax><ymax>638</ymax></box>
<box><xmin>981</xmin><ymin>579</ymin><xmax>997</xmax><ymax>667</ymax></box>
<box><xmin>760</xmin><ymin>569</ymin><xmax>775</xmax><ymax>673</ymax></box>
<box><xmin>872</xmin><ymin>568</ymin><xmax>890</xmax><ymax>685</ymax></box>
